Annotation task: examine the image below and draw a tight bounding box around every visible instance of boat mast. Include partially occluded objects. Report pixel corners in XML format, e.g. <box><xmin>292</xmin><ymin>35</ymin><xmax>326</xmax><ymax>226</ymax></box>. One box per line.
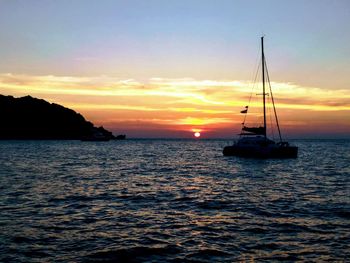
<box><xmin>261</xmin><ymin>36</ymin><xmax>267</xmax><ymax>139</ymax></box>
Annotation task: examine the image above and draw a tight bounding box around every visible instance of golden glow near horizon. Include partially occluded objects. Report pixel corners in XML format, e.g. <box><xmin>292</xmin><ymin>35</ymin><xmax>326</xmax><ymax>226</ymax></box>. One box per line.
<box><xmin>0</xmin><ymin>73</ymin><xmax>349</xmax><ymax>137</ymax></box>
<box><xmin>1</xmin><ymin>1</ymin><xmax>349</xmax><ymax>138</ymax></box>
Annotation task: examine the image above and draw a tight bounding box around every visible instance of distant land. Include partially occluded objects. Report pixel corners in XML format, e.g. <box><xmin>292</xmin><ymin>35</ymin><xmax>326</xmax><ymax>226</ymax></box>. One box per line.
<box><xmin>0</xmin><ymin>95</ymin><xmax>116</xmax><ymax>140</ymax></box>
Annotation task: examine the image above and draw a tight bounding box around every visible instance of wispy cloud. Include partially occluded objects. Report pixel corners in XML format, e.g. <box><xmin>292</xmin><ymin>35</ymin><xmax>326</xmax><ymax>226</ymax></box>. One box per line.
<box><xmin>0</xmin><ymin>73</ymin><xmax>349</xmax><ymax>136</ymax></box>
<box><xmin>1</xmin><ymin>73</ymin><xmax>349</xmax><ymax>109</ymax></box>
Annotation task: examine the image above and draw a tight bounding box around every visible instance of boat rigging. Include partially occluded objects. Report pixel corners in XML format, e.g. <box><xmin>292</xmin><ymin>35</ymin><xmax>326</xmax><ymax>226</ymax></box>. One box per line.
<box><xmin>223</xmin><ymin>37</ymin><xmax>298</xmax><ymax>158</ymax></box>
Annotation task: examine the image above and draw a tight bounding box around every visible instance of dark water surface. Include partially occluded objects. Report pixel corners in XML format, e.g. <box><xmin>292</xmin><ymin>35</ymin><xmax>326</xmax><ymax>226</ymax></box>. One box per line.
<box><xmin>0</xmin><ymin>139</ymin><xmax>349</xmax><ymax>262</ymax></box>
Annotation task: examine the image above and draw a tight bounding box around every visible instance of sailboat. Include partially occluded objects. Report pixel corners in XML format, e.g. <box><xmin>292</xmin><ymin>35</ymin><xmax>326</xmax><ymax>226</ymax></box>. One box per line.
<box><xmin>223</xmin><ymin>37</ymin><xmax>298</xmax><ymax>158</ymax></box>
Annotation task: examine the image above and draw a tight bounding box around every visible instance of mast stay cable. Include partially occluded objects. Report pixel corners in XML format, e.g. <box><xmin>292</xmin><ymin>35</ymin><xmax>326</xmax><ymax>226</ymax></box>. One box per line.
<box><xmin>264</xmin><ymin>58</ymin><xmax>282</xmax><ymax>142</ymax></box>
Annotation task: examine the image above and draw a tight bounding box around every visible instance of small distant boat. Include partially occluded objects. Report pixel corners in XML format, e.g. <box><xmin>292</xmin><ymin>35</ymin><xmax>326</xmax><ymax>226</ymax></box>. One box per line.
<box><xmin>223</xmin><ymin>37</ymin><xmax>298</xmax><ymax>158</ymax></box>
<box><xmin>81</xmin><ymin>132</ymin><xmax>110</xmax><ymax>141</ymax></box>
<box><xmin>115</xmin><ymin>134</ymin><xmax>126</xmax><ymax>140</ymax></box>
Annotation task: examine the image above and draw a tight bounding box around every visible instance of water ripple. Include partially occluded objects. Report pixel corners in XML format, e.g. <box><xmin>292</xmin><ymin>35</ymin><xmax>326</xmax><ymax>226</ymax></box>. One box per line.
<box><xmin>0</xmin><ymin>139</ymin><xmax>349</xmax><ymax>262</ymax></box>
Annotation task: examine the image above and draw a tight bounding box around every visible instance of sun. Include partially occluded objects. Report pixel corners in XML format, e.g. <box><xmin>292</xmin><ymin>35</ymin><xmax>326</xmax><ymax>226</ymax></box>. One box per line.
<box><xmin>194</xmin><ymin>132</ymin><xmax>201</xmax><ymax>138</ymax></box>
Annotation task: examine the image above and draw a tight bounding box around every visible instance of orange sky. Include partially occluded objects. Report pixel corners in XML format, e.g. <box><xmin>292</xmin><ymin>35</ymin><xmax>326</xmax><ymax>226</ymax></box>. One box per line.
<box><xmin>1</xmin><ymin>1</ymin><xmax>350</xmax><ymax>138</ymax></box>
<box><xmin>1</xmin><ymin>73</ymin><xmax>349</xmax><ymax>138</ymax></box>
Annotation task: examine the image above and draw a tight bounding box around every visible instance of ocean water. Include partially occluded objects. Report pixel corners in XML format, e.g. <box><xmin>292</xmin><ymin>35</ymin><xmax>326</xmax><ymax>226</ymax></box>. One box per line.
<box><xmin>0</xmin><ymin>139</ymin><xmax>349</xmax><ymax>262</ymax></box>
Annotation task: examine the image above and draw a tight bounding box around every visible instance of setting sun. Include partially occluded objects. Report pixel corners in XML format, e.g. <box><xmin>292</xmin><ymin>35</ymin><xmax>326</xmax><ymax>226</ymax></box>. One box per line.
<box><xmin>194</xmin><ymin>132</ymin><xmax>201</xmax><ymax>138</ymax></box>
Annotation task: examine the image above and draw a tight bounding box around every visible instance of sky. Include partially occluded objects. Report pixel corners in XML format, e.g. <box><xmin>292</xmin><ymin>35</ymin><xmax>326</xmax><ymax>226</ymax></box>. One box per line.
<box><xmin>0</xmin><ymin>0</ymin><xmax>349</xmax><ymax>138</ymax></box>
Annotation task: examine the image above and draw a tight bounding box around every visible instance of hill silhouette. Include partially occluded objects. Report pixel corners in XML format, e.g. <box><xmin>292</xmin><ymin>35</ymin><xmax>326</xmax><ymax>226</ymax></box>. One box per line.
<box><xmin>0</xmin><ymin>95</ymin><xmax>114</xmax><ymax>140</ymax></box>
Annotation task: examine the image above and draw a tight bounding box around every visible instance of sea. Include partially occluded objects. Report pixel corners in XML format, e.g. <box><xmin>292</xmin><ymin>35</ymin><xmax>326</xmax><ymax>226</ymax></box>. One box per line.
<box><xmin>0</xmin><ymin>139</ymin><xmax>349</xmax><ymax>262</ymax></box>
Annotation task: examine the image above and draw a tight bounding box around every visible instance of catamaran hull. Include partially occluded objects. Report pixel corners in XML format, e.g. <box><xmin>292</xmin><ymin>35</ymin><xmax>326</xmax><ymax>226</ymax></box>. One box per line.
<box><xmin>223</xmin><ymin>145</ymin><xmax>298</xmax><ymax>158</ymax></box>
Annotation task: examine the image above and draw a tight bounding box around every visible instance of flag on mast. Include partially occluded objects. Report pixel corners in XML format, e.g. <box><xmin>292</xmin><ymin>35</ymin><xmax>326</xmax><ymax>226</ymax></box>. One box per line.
<box><xmin>240</xmin><ymin>106</ymin><xmax>248</xmax><ymax>114</ymax></box>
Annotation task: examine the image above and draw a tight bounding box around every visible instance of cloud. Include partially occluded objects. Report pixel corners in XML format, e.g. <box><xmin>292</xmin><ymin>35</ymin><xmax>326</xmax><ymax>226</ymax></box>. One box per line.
<box><xmin>1</xmin><ymin>74</ymin><xmax>349</xmax><ymax>111</ymax></box>
<box><xmin>0</xmin><ymin>73</ymin><xmax>349</xmax><ymax>137</ymax></box>
<box><xmin>1</xmin><ymin>73</ymin><xmax>348</xmax><ymax>102</ymax></box>
<box><xmin>174</xmin><ymin>117</ymin><xmax>233</xmax><ymax>125</ymax></box>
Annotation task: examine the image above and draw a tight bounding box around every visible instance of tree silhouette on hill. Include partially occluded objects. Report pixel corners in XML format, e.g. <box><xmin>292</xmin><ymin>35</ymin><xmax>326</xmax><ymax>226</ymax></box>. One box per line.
<box><xmin>0</xmin><ymin>95</ymin><xmax>114</xmax><ymax>140</ymax></box>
